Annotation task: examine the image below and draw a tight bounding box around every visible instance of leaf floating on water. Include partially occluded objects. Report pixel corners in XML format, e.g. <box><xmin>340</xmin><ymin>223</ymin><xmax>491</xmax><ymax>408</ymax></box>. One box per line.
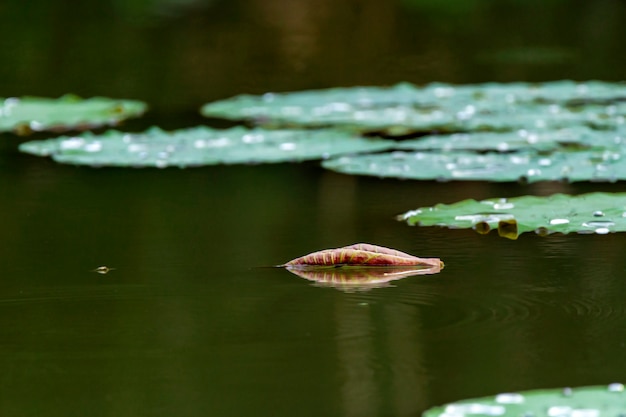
<box><xmin>322</xmin><ymin>146</ymin><xmax>626</xmax><ymax>183</ymax></box>
<box><xmin>18</xmin><ymin>126</ymin><xmax>393</xmax><ymax>168</ymax></box>
<box><xmin>285</xmin><ymin>265</ymin><xmax>442</xmax><ymax>292</ymax></box>
<box><xmin>423</xmin><ymin>383</ymin><xmax>626</xmax><ymax>417</ymax></box>
<box><xmin>282</xmin><ymin>243</ymin><xmax>443</xmax><ymax>268</ymax></box>
<box><xmin>0</xmin><ymin>95</ymin><xmax>146</xmax><ymax>135</ymax></box>
<box><xmin>201</xmin><ymin>81</ymin><xmax>626</xmax><ymax>135</ymax></box>
<box><xmin>399</xmin><ymin>192</ymin><xmax>626</xmax><ymax>239</ymax></box>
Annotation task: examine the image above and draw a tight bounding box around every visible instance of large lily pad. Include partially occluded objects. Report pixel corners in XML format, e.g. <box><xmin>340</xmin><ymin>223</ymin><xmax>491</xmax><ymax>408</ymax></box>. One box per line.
<box><xmin>322</xmin><ymin>144</ymin><xmax>626</xmax><ymax>183</ymax></box>
<box><xmin>0</xmin><ymin>95</ymin><xmax>147</xmax><ymax>135</ymax></box>
<box><xmin>399</xmin><ymin>192</ymin><xmax>626</xmax><ymax>239</ymax></box>
<box><xmin>18</xmin><ymin>126</ymin><xmax>393</xmax><ymax>167</ymax></box>
<box><xmin>423</xmin><ymin>383</ymin><xmax>625</xmax><ymax>417</ymax></box>
<box><xmin>201</xmin><ymin>81</ymin><xmax>626</xmax><ymax>135</ymax></box>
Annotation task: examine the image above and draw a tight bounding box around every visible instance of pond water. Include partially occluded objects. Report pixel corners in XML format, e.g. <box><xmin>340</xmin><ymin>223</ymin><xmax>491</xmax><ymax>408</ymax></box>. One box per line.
<box><xmin>2</xmin><ymin>1</ymin><xmax>626</xmax><ymax>416</ymax></box>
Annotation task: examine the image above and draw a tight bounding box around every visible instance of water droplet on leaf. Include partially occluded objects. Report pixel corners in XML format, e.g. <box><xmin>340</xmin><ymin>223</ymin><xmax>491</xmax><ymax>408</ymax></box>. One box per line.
<box><xmin>495</xmin><ymin>393</ymin><xmax>524</xmax><ymax>404</ymax></box>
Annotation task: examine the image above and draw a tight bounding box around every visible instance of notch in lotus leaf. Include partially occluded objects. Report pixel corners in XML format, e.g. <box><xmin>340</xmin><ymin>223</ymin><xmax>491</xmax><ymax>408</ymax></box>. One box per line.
<box><xmin>423</xmin><ymin>383</ymin><xmax>625</xmax><ymax>417</ymax></box>
<box><xmin>399</xmin><ymin>192</ymin><xmax>626</xmax><ymax>239</ymax></box>
<box><xmin>0</xmin><ymin>95</ymin><xmax>147</xmax><ymax>135</ymax></box>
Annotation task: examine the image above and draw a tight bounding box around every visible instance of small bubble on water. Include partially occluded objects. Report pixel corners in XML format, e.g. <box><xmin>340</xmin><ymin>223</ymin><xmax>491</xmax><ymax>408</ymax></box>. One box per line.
<box><xmin>562</xmin><ymin>387</ymin><xmax>573</xmax><ymax>396</ymax></box>
<box><xmin>608</xmin><ymin>382</ymin><xmax>624</xmax><ymax>392</ymax></box>
<box><xmin>279</xmin><ymin>142</ymin><xmax>297</xmax><ymax>151</ymax></box>
<box><xmin>592</xmin><ymin>211</ymin><xmax>605</xmax><ymax>217</ymax></box>
<box><xmin>550</xmin><ymin>218</ymin><xmax>570</xmax><ymax>225</ymax></box>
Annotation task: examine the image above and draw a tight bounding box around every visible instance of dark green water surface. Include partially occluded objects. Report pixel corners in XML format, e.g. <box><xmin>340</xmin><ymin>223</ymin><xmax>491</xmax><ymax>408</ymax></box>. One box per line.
<box><xmin>1</xmin><ymin>1</ymin><xmax>626</xmax><ymax>416</ymax></box>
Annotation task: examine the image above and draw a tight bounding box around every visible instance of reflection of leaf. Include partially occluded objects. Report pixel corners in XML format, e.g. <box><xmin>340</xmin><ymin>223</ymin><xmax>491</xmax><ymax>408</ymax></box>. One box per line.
<box><xmin>423</xmin><ymin>383</ymin><xmax>626</xmax><ymax>417</ymax></box>
<box><xmin>282</xmin><ymin>243</ymin><xmax>443</xmax><ymax>268</ymax></box>
<box><xmin>399</xmin><ymin>192</ymin><xmax>626</xmax><ymax>239</ymax></box>
<box><xmin>201</xmin><ymin>81</ymin><xmax>626</xmax><ymax>135</ymax></box>
<box><xmin>19</xmin><ymin>126</ymin><xmax>393</xmax><ymax>167</ymax></box>
<box><xmin>285</xmin><ymin>265</ymin><xmax>442</xmax><ymax>291</ymax></box>
<box><xmin>0</xmin><ymin>95</ymin><xmax>146</xmax><ymax>135</ymax></box>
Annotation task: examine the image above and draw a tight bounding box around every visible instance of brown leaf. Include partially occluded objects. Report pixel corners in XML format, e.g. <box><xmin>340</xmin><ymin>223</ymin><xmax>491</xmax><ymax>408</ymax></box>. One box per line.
<box><xmin>282</xmin><ymin>243</ymin><xmax>443</xmax><ymax>268</ymax></box>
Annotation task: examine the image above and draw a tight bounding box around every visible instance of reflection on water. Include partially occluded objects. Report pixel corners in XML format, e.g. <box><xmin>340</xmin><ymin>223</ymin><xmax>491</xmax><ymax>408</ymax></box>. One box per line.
<box><xmin>284</xmin><ymin>265</ymin><xmax>442</xmax><ymax>292</ymax></box>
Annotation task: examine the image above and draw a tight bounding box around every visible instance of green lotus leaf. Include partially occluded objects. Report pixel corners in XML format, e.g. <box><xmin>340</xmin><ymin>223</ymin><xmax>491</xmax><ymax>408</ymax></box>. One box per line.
<box><xmin>423</xmin><ymin>383</ymin><xmax>625</xmax><ymax>417</ymax></box>
<box><xmin>396</xmin><ymin>126</ymin><xmax>625</xmax><ymax>152</ymax></box>
<box><xmin>322</xmin><ymin>146</ymin><xmax>626</xmax><ymax>183</ymax></box>
<box><xmin>399</xmin><ymin>192</ymin><xmax>626</xmax><ymax>239</ymax></box>
<box><xmin>18</xmin><ymin>126</ymin><xmax>393</xmax><ymax>168</ymax></box>
<box><xmin>201</xmin><ymin>81</ymin><xmax>626</xmax><ymax>134</ymax></box>
<box><xmin>0</xmin><ymin>95</ymin><xmax>147</xmax><ymax>135</ymax></box>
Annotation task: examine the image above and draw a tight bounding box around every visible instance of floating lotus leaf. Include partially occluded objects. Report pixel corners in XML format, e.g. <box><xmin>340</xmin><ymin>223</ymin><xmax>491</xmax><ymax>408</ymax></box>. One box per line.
<box><xmin>201</xmin><ymin>81</ymin><xmax>626</xmax><ymax>135</ymax></box>
<box><xmin>285</xmin><ymin>265</ymin><xmax>442</xmax><ymax>292</ymax></box>
<box><xmin>18</xmin><ymin>126</ymin><xmax>393</xmax><ymax>168</ymax></box>
<box><xmin>281</xmin><ymin>243</ymin><xmax>443</xmax><ymax>268</ymax></box>
<box><xmin>322</xmin><ymin>146</ymin><xmax>626</xmax><ymax>183</ymax></box>
<box><xmin>0</xmin><ymin>95</ymin><xmax>147</xmax><ymax>135</ymax></box>
<box><xmin>396</xmin><ymin>126</ymin><xmax>625</xmax><ymax>153</ymax></box>
<box><xmin>423</xmin><ymin>383</ymin><xmax>625</xmax><ymax>417</ymax></box>
<box><xmin>399</xmin><ymin>192</ymin><xmax>626</xmax><ymax>239</ymax></box>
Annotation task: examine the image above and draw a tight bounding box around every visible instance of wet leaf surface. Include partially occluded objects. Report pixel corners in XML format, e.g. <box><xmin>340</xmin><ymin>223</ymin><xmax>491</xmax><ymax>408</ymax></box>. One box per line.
<box><xmin>423</xmin><ymin>383</ymin><xmax>625</xmax><ymax>417</ymax></box>
<box><xmin>322</xmin><ymin>147</ymin><xmax>626</xmax><ymax>183</ymax></box>
<box><xmin>201</xmin><ymin>81</ymin><xmax>626</xmax><ymax>135</ymax></box>
<box><xmin>18</xmin><ymin>126</ymin><xmax>393</xmax><ymax>167</ymax></box>
<box><xmin>396</xmin><ymin>126</ymin><xmax>622</xmax><ymax>152</ymax></box>
<box><xmin>0</xmin><ymin>95</ymin><xmax>146</xmax><ymax>135</ymax></box>
<box><xmin>399</xmin><ymin>192</ymin><xmax>626</xmax><ymax>239</ymax></box>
